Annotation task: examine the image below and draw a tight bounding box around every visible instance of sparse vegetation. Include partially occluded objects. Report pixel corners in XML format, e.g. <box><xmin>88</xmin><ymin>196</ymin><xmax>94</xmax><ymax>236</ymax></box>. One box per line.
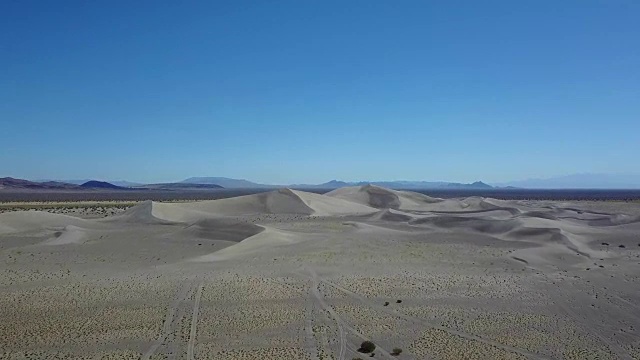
<box><xmin>391</xmin><ymin>347</ymin><xmax>403</xmax><ymax>356</ymax></box>
<box><xmin>384</xmin><ymin>301</ymin><xmax>389</xmax><ymax>306</ymax></box>
<box><xmin>358</xmin><ymin>341</ymin><xmax>376</xmax><ymax>353</ymax></box>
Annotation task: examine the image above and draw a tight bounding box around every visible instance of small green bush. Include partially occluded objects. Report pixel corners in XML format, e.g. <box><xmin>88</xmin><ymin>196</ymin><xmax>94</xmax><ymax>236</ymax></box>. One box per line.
<box><xmin>358</xmin><ymin>341</ymin><xmax>376</xmax><ymax>353</ymax></box>
<box><xmin>391</xmin><ymin>347</ymin><xmax>403</xmax><ymax>356</ymax></box>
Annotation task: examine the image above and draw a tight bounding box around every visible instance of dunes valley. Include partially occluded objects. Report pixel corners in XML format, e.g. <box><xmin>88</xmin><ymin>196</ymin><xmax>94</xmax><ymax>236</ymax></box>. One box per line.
<box><xmin>1</xmin><ymin>185</ymin><xmax>640</xmax><ymax>359</ymax></box>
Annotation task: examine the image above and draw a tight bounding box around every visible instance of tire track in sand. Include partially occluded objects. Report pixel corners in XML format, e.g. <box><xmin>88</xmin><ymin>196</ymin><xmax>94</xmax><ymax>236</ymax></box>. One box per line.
<box><xmin>306</xmin><ymin>269</ymin><xmax>397</xmax><ymax>359</ymax></box>
<box><xmin>187</xmin><ymin>283</ymin><xmax>204</xmax><ymax>360</ymax></box>
<box><xmin>264</xmin><ymin>277</ymin><xmax>320</xmax><ymax>360</ymax></box>
<box><xmin>309</xmin><ymin>270</ymin><xmax>346</xmax><ymax>360</ymax></box>
<box><xmin>142</xmin><ymin>280</ymin><xmax>195</xmax><ymax>360</ymax></box>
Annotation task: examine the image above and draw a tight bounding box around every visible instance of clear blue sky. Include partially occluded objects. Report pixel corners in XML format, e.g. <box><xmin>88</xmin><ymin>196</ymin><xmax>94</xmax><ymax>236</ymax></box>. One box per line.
<box><xmin>1</xmin><ymin>1</ymin><xmax>638</xmax><ymax>184</ymax></box>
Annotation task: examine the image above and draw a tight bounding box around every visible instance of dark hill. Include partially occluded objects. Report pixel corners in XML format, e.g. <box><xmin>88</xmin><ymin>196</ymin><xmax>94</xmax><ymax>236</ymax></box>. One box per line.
<box><xmin>80</xmin><ymin>180</ymin><xmax>123</xmax><ymax>189</ymax></box>
<box><xmin>445</xmin><ymin>181</ymin><xmax>493</xmax><ymax>189</ymax></box>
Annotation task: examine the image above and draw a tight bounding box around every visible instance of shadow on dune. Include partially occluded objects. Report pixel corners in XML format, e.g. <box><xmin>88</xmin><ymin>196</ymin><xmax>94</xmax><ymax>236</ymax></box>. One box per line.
<box><xmin>172</xmin><ymin>219</ymin><xmax>264</xmax><ymax>242</ymax></box>
<box><xmin>410</xmin><ymin>216</ymin><xmax>522</xmax><ymax>234</ymax></box>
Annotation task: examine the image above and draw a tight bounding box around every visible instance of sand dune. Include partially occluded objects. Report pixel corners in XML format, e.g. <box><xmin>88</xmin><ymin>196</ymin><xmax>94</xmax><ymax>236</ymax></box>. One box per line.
<box><xmin>115</xmin><ymin>189</ymin><xmax>378</xmax><ymax>224</ymax></box>
<box><xmin>113</xmin><ymin>200</ymin><xmax>207</xmax><ymax>223</ymax></box>
<box><xmin>326</xmin><ymin>184</ymin><xmax>442</xmax><ymax>210</ymax></box>
<box><xmin>190</xmin><ymin>227</ymin><xmax>305</xmax><ymax>262</ymax></box>
<box><xmin>410</xmin><ymin>215</ymin><xmax>522</xmax><ymax>234</ymax></box>
<box><xmin>170</xmin><ymin>219</ymin><xmax>264</xmax><ymax>243</ymax></box>
<box><xmin>43</xmin><ymin>225</ymin><xmax>87</xmax><ymax>245</ymax></box>
<box><xmin>368</xmin><ymin>208</ymin><xmax>415</xmax><ymax>222</ymax></box>
<box><xmin>0</xmin><ymin>211</ymin><xmax>91</xmax><ymax>235</ymax></box>
<box><xmin>184</xmin><ymin>188</ymin><xmax>377</xmax><ymax>217</ymax></box>
<box><xmin>326</xmin><ymin>185</ymin><xmax>521</xmax><ymax>213</ymax></box>
<box><xmin>2</xmin><ymin>186</ymin><xmax>639</xmax><ymax>359</ymax></box>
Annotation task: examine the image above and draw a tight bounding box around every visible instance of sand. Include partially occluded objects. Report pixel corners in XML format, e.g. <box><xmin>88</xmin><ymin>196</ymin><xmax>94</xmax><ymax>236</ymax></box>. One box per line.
<box><xmin>1</xmin><ymin>186</ymin><xmax>639</xmax><ymax>359</ymax></box>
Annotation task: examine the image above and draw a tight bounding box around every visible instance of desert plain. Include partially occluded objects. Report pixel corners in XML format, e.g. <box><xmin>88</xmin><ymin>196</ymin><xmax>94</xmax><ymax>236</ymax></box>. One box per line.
<box><xmin>1</xmin><ymin>185</ymin><xmax>639</xmax><ymax>359</ymax></box>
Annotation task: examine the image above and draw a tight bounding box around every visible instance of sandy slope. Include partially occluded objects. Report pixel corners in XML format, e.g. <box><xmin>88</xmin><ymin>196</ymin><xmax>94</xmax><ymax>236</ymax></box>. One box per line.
<box><xmin>0</xmin><ymin>211</ymin><xmax>91</xmax><ymax>235</ymax></box>
<box><xmin>1</xmin><ymin>186</ymin><xmax>639</xmax><ymax>359</ymax></box>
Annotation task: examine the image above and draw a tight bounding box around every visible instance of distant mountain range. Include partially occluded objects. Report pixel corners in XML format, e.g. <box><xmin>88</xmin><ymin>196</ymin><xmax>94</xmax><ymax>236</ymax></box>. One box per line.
<box><xmin>494</xmin><ymin>173</ymin><xmax>640</xmax><ymax>189</ymax></box>
<box><xmin>2</xmin><ymin>176</ymin><xmax>493</xmax><ymax>191</ymax></box>
<box><xmin>5</xmin><ymin>173</ymin><xmax>640</xmax><ymax>191</ymax></box>
<box><xmin>0</xmin><ymin>178</ymin><xmax>128</xmax><ymax>190</ymax></box>
<box><xmin>0</xmin><ymin>178</ymin><xmax>226</xmax><ymax>191</ymax></box>
<box><xmin>182</xmin><ymin>177</ymin><xmax>493</xmax><ymax>189</ymax></box>
<box><xmin>0</xmin><ymin>178</ymin><xmax>78</xmax><ymax>190</ymax></box>
<box><xmin>38</xmin><ymin>179</ymin><xmax>142</xmax><ymax>187</ymax></box>
<box><xmin>292</xmin><ymin>180</ymin><xmax>493</xmax><ymax>189</ymax></box>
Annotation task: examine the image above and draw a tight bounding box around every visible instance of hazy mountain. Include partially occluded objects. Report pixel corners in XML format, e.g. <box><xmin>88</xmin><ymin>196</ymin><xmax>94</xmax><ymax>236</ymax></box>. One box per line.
<box><xmin>496</xmin><ymin>173</ymin><xmax>640</xmax><ymax>189</ymax></box>
<box><xmin>0</xmin><ymin>177</ymin><xmax>78</xmax><ymax>190</ymax></box>
<box><xmin>366</xmin><ymin>181</ymin><xmax>449</xmax><ymax>189</ymax></box>
<box><xmin>181</xmin><ymin>177</ymin><xmax>274</xmax><ymax>188</ymax></box>
<box><xmin>139</xmin><ymin>183</ymin><xmax>224</xmax><ymax>190</ymax></box>
<box><xmin>293</xmin><ymin>180</ymin><xmax>493</xmax><ymax>190</ymax></box>
<box><xmin>292</xmin><ymin>180</ymin><xmax>350</xmax><ymax>189</ymax></box>
<box><xmin>109</xmin><ymin>180</ymin><xmax>143</xmax><ymax>187</ymax></box>
<box><xmin>445</xmin><ymin>181</ymin><xmax>493</xmax><ymax>189</ymax></box>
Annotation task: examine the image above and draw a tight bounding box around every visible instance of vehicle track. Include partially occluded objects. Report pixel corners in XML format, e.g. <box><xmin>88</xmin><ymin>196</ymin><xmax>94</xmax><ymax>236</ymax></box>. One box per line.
<box><xmin>305</xmin><ymin>269</ymin><xmax>397</xmax><ymax>359</ymax></box>
<box><xmin>142</xmin><ymin>279</ymin><xmax>196</xmax><ymax>360</ymax></box>
<box><xmin>309</xmin><ymin>270</ymin><xmax>346</xmax><ymax>360</ymax></box>
<box><xmin>265</xmin><ymin>276</ymin><xmax>320</xmax><ymax>360</ymax></box>
<box><xmin>304</xmin><ymin>285</ymin><xmax>321</xmax><ymax>360</ymax></box>
<box><xmin>186</xmin><ymin>283</ymin><xmax>204</xmax><ymax>360</ymax></box>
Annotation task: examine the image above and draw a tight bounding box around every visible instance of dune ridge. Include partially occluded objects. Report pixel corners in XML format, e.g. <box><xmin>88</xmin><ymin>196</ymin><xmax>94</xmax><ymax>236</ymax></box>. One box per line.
<box><xmin>2</xmin><ymin>186</ymin><xmax>635</xmax><ymax>265</ymax></box>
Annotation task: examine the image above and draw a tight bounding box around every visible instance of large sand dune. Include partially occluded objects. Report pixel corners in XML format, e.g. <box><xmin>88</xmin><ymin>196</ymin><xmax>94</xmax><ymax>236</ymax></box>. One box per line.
<box><xmin>1</xmin><ymin>186</ymin><xmax>639</xmax><ymax>359</ymax></box>
<box><xmin>113</xmin><ymin>188</ymin><xmax>378</xmax><ymax>223</ymax></box>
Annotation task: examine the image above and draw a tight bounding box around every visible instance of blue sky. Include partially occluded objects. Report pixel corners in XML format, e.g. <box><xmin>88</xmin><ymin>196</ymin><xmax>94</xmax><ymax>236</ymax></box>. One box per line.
<box><xmin>1</xmin><ymin>1</ymin><xmax>638</xmax><ymax>184</ymax></box>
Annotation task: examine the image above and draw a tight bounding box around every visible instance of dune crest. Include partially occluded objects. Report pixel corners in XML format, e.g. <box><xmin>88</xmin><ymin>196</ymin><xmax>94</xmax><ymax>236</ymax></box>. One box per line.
<box><xmin>0</xmin><ymin>211</ymin><xmax>89</xmax><ymax>235</ymax></box>
<box><xmin>115</xmin><ymin>188</ymin><xmax>378</xmax><ymax>224</ymax></box>
<box><xmin>190</xmin><ymin>227</ymin><xmax>302</xmax><ymax>262</ymax></box>
<box><xmin>326</xmin><ymin>185</ymin><xmax>442</xmax><ymax>210</ymax></box>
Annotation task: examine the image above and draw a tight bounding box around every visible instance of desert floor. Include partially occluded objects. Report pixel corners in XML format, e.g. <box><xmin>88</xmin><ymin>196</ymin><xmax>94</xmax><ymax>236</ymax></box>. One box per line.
<box><xmin>1</xmin><ymin>186</ymin><xmax>639</xmax><ymax>360</ymax></box>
